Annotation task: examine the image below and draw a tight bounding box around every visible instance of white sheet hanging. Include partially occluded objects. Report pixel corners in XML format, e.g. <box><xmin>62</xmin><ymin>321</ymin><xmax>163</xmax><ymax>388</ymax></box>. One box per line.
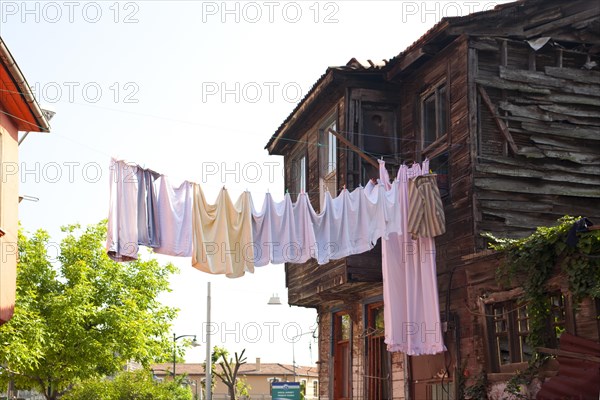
<box><xmin>290</xmin><ymin>193</ymin><xmax>319</xmax><ymax>264</ymax></box>
<box><xmin>312</xmin><ymin>185</ymin><xmax>401</xmax><ymax>265</ymax></box>
<box><xmin>251</xmin><ymin>193</ymin><xmax>299</xmax><ymax>267</ymax></box>
<box><xmin>153</xmin><ymin>176</ymin><xmax>193</xmax><ymax>257</ymax></box>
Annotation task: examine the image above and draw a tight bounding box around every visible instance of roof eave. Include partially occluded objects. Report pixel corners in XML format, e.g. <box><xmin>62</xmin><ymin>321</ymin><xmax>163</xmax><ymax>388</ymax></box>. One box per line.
<box><xmin>266</xmin><ymin>67</ymin><xmax>339</xmax><ymax>155</ymax></box>
<box><xmin>0</xmin><ymin>37</ymin><xmax>51</xmax><ymax>133</ymax></box>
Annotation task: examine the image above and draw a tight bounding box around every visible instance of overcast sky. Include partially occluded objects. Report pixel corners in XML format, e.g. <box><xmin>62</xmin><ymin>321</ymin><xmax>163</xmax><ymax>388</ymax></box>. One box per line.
<box><xmin>3</xmin><ymin>0</ymin><xmax>512</xmax><ymax>367</ymax></box>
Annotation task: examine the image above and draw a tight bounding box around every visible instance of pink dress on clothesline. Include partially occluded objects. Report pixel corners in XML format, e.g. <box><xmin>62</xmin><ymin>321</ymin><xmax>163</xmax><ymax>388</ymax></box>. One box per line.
<box><xmin>380</xmin><ymin>159</ymin><xmax>446</xmax><ymax>355</ymax></box>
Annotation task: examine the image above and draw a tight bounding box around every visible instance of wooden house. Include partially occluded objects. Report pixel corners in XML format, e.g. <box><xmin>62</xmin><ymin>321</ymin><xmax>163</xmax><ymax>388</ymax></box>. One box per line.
<box><xmin>265</xmin><ymin>0</ymin><xmax>600</xmax><ymax>398</ymax></box>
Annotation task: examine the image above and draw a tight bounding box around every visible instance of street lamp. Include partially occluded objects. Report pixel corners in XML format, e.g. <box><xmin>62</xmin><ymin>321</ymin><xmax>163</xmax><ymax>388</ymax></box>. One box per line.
<box><xmin>184</xmin><ymin>378</ymin><xmax>200</xmax><ymax>400</ymax></box>
<box><xmin>290</xmin><ymin>330</ymin><xmax>317</xmax><ymax>382</ymax></box>
<box><xmin>267</xmin><ymin>293</ymin><xmax>282</xmax><ymax>305</ymax></box>
<box><xmin>173</xmin><ymin>333</ymin><xmax>200</xmax><ymax>378</ymax></box>
<box><xmin>151</xmin><ymin>368</ymin><xmax>173</xmax><ymax>380</ymax></box>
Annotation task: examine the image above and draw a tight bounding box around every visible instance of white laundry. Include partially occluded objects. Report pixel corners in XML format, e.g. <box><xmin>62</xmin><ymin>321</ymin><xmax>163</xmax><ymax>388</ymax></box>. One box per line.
<box><xmin>153</xmin><ymin>176</ymin><xmax>193</xmax><ymax>257</ymax></box>
<box><xmin>252</xmin><ymin>193</ymin><xmax>301</xmax><ymax>267</ymax></box>
<box><xmin>290</xmin><ymin>193</ymin><xmax>319</xmax><ymax>264</ymax></box>
<box><xmin>312</xmin><ymin>184</ymin><xmax>402</xmax><ymax>265</ymax></box>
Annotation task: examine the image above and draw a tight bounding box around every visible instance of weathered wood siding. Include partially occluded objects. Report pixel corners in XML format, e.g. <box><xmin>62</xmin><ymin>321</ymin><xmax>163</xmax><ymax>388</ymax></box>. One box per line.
<box><xmin>472</xmin><ymin>36</ymin><xmax>600</xmax><ymax>242</ymax></box>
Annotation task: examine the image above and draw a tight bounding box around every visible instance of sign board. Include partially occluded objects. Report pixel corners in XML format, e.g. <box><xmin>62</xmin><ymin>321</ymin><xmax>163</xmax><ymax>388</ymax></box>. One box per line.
<box><xmin>271</xmin><ymin>382</ymin><xmax>301</xmax><ymax>400</ymax></box>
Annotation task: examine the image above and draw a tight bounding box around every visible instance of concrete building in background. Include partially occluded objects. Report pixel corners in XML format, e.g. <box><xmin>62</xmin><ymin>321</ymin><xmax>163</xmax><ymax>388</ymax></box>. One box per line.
<box><xmin>152</xmin><ymin>359</ymin><xmax>319</xmax><ymax>400</ymax></box>
<box><xmin>0</xmin><ymin>36</ymin><xmax>51</xmax><ymax>325</ymax></box>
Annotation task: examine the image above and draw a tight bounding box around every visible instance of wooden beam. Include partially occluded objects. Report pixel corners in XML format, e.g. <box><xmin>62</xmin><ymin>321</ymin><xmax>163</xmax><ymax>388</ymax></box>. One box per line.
<box><xmin>536</xmin><ymin>347</ymin><xmax>600</xmax><ymax>364</ymax></box>
<box><xmin>477</xmin><ymin>85</ymin><xmax>519</xmax><ymax>154</ymax></box>
<box><xmin>475</xmin><ymin>76</ymin><xmax>551</xmax><ymax>95</ymax></box>
<box><xmin>544</xmin><ymin>66</ymin><xmax>600</xmax><ymax>85</ymax></box>
<box><xmin>328</xmin><ymin>128</ymin><xmax>379</xmax><ymax>169</ymax></box>
<box><xmin>524</xmin><ymin>8</ymin><xmax>600</xmax><ymax>37</ymax></box>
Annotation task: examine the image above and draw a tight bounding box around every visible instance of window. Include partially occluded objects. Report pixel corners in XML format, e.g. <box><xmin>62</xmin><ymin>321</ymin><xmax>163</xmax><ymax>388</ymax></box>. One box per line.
<box><xmin>420</xmin><ymin>84</ymin><xmax>449</xmax><ymax>198</ymax></box>
<box><xmin>319</xmin><ymin>117</ymin><xmax>337</xmax><ymax>210</ymax></box>
<box><xmin>421</xmin><ymin>84</ymin><xmax>448</xmax><ymax>150</ymax></box>
<box><xmin>365</xmin><ymin>303</ymin><xmax>390</xmax><ymax>400</ymax></box>
<box><xmin>290</xmin><ymin>153</ymin><xmax>306</xmax><ymax>201</ymax></box>
<box><xmin>487</xmin><ymin>294</ymin><xmax>566</xmax><ymax>371</ymax></box>
<box><xmin>333</xmin><ymin>312</ymin><xmax>351</xmax><ymax>400</ymax></box>
<box><xmin>313</xmin><ymin>380</ymin><xmax>318</xmax><ymax>398</ymax></box>
<box><xmin>327</xmin><ymin>128</ymin><xmax>337</xmax><ymax>174</ymax></box>
<box><xmin>301</xmin><ymin>380</ymin><xmax>307</xmax><ymax>396</ymax></box>
<box><xmin>427</xmin><ymin>383</ymin><xmax>454</xmax><ymax>400</ymax></box>
<box><xmin>360</xmin><ymin>104</ymin><xmax>396</xmax><ymax>184</ymax></box>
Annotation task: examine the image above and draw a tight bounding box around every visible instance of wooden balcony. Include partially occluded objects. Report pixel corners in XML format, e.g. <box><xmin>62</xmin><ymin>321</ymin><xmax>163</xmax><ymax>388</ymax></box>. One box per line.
<box><xmin>285</xmin><ymin>242</ymin><xmax>383</xmax><ymax>307</ymax></box>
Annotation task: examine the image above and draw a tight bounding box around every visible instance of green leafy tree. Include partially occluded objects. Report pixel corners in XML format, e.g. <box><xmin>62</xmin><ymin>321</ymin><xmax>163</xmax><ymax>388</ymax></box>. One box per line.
<box><xmin>0</xmin><ymin>222</ymin><xmax>179</xmax><ymax>400</ymax></box>
<box><xmin>64</xmin><ymin>369</ymin><xmax>192</xmax><ymax>400</ymax></box>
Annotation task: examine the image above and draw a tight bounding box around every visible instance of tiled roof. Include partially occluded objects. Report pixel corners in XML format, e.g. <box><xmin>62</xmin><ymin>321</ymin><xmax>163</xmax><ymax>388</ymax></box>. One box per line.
<box><xmin>151</xmin><ymin>362</ymin><xmax>318</xmax><ymax>377</ymax></box>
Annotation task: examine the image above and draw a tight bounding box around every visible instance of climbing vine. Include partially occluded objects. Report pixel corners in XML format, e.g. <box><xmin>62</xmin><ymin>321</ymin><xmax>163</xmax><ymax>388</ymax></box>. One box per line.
<box><xmin>484</xmin><ymin>216</ymin><xmax>600</xmax><ymax>394</ymax></box>
<box><xmin>485</xmin><ymin>216</ymin><xmax>600</xmax><ymax>348</ymax></box>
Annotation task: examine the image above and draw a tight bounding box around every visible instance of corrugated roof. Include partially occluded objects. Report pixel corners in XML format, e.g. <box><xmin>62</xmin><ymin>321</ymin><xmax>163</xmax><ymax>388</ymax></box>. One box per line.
<box><xmin>536</xmin><ymin>333</ymin><xmax>600</xmax><ymax>400</ymax></box>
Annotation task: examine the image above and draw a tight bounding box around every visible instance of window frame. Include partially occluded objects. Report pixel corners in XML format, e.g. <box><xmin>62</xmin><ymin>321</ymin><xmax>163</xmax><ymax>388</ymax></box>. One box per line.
<box><xmin>419</xmin><ymin>81</ymin><xmax>450</xmax><ymax>199</ymax></box>
<box><xmin>485</xmin><ymin>292</ymin><xmax>568</xmax><ymax>373</ymax></box>
<box><xmin>332</xmin><ymin>311</ymin><xmax>351</xmax><ymax>400</ymax></box>
<box><xmin>288</xmin><ymin>146</ymin><xmax>308</xmax><ymax>202</ymax></box>
<box><xmin>364</xmin><ymin>301</ymin><xmax>390</xmax><ymax>400</ymax></box>
<box><xmin>420</xmin><ymin>81</ymin><xmax>449</xmax><ymax>154</ymax></box>
<box><xmin>319</xmin><ymin>115</ymin><xmax>338</xmax><ymax>210</ymax></box>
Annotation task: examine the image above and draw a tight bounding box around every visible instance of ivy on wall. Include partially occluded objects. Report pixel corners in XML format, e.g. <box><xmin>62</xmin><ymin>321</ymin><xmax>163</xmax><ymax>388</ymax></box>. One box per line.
<box><xmin>483</xmin><ymin>216</ymin><xmax>600</xmax><ymax>396</ymax></box>
<box><xmin>485</xmin><ymin>216</ymin><xmax>600</xmax><ymax>348</ymax></box>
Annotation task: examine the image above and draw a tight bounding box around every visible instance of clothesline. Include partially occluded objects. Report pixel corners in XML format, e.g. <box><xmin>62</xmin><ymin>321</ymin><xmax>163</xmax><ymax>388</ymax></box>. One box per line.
<box><xmin>106</xmin><ymin>157</ymin><xmax>448</xmax><ymax>355</ymax></box>
<box><xmin>107</xmin><ymin>157</ymin><xmax>405</xmax><ymax>269</ymax></box>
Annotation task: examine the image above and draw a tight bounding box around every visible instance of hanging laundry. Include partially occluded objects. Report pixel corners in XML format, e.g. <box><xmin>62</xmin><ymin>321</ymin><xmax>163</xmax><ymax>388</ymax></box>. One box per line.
<box><xmin>288</xmin><ymin>192</ymin><xmax>319</xmax><ymax>264</ymax></box>
<box><xmin>407</xmin><ymin>174</ymin><xmax>446</xmax><ymax>240</ymax></box>
<box><xmin>192</xmin><ymin>185</ymin><xmax>254</xmax><ymax>278</ymax></box>
<box><xmin>107</xmin><ymin>158</ymin><xmax>140</xmax><ymax>261</ymax></box>
<box><xmin>251</xmin><ymin>193</ymin><xmax>300</xmax><ymax>267</ymax></box>
<box><xmin>312</xmin><ymin>185</ymin><xmax>401</xmax><ymax>264</ymax></box>
<box><xmin>380</xmin><ymin>159</ymin><xmax>446</xmax><ymax>355</ymax></box>
<box><xmin>137</xmin><ymin>168</ymin><xmax>161</xmax><ymax>248</ymax></box>
<box><xmin>153</xmin><ymin>176</ymin><xmax>193</xmax><ymax>257</ymax></box>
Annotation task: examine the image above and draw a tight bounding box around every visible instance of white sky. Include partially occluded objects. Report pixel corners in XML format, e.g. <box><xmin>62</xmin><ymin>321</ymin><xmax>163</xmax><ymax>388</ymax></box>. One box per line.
<box><xmin>3</xmin><ymin>0</ymin><xmax>512</xmax><ymax>367</ymax></box>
